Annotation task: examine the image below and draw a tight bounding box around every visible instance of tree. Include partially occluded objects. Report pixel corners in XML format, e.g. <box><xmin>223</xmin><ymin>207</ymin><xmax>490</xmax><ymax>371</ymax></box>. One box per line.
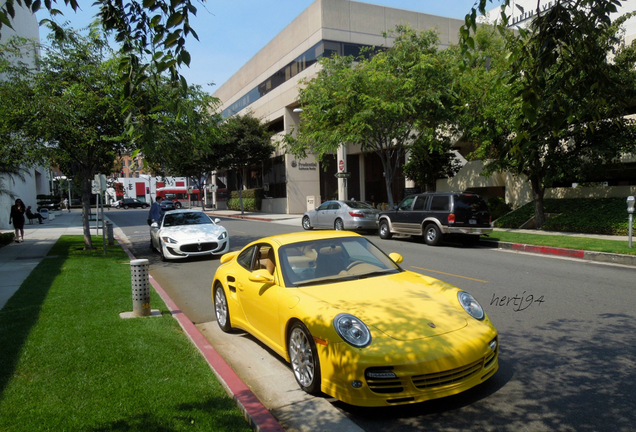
<box><xmin>460</xmin><ymin>0</ymin><xmax>636</xmax><ymax>228</ymax></box>
<box><xmin>1</xmin><ymin>0</ymin><xmax>201</xmax><ymax>160</ymax></box>
<box><xmin>286</xmin><ymin>26</ymin><xmax>457</xmax><ymax>207</ymax></box>
<box><xmin>1</xmin><ymin>29</ymin><xmax>132</xmax><ymax>249</ymax></box>
<box><xmin>218</xmin><ymin>114</ymin><xmax>275</xmax><ymax>214</ymax></box>
<box><xmin>141</xmin><ymin>83</ymin><xmax>223</xmax><ymax>210</ymax></box>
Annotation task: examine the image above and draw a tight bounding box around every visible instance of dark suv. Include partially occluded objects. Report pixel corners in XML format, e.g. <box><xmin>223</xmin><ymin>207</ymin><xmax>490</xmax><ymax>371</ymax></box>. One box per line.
<box><xmin>378</xmin><ymin>192</ymin><xmax>492</xmax><ymax>246</ymax></box>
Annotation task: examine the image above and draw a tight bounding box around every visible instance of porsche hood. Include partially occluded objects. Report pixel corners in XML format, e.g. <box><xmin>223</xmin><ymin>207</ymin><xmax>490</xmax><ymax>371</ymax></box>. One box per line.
<box><xmin>299</xmin><ymin>272</ymin><xmax>468</xmax><ymax>341</ymax></box>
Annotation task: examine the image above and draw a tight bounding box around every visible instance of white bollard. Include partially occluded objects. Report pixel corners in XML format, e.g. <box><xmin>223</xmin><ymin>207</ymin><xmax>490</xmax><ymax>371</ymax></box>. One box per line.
<box><xmin>130</xmin><ymin>259</ymin><xmax>150</xmax><ymax>317</ymax></box>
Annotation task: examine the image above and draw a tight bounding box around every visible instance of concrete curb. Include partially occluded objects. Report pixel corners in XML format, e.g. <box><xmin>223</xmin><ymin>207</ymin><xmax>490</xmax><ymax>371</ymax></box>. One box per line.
<box><xmin>482</xmin><ymin>240</ymin><xmax>636</xmax><ymax>267</ymax></box>
<box><xmin>115</xmin><ymin>235</ymin><xmax>285</xmax><ymax>432</ymax></box>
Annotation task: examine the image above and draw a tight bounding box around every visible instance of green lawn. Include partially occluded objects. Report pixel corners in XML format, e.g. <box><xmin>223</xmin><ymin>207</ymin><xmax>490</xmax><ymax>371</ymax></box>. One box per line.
<box><xmin>0</xmin><ymin>236</ymin><xmax>250</xmax><ymax>432</ymax></box>
<box><xmin>486</xmin><ymin>230</ymin><xmax>636</xmax><ymax>255</ymax></box>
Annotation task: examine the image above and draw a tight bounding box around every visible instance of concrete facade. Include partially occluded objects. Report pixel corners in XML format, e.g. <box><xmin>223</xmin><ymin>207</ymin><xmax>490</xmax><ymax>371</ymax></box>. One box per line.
<box><xmin>213</xmin><ymin>0</ymin><xmax>464</xmax><ymax>214</ymax></box>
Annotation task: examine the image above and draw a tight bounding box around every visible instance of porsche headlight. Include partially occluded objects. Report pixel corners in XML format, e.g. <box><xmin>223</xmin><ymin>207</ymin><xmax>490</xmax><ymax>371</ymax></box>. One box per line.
<box><xmin>334</xmin><ymin>313</ymin><xmax>371</xmax><ymax>348</ymax></box>
<box><xmin>161</xmin><ymin>236</ymin><xmax>178</xmax><ymax>244</ymax></box>
<box><xmin>458</xmin><ymin>291</ymin><xmax>485</xmax><ymax>320</ymax></box>
<box><xmin>218</xmin><ymin>231</ymin><xmax>228</xmax><ymax>240</ymax></box>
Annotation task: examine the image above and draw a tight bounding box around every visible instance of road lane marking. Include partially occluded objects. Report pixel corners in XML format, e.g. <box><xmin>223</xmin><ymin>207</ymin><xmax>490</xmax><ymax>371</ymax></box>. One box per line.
<box><xmin>411</xmin><ymin>266</ymin><xmax>489</xmax><ymax>283</ymax></box>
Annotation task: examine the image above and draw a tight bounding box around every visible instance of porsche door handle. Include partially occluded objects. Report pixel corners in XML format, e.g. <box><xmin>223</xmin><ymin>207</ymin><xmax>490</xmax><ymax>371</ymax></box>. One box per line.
<box><xmin>237</xmin><ymin>283</ymin><xmax>245</xmax><ymax>291</ymax></box>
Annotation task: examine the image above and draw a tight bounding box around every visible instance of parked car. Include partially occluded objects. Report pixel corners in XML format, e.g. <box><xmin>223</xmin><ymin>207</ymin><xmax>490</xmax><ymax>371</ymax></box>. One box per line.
<box><xmin>160</xmin><ymin>199</ymin><xmax>181</xmax><ymax>211</ymax></box>
<box><xmin>150</xmin><ymin>209</ymin><xmax>229</xmax><ymax>261</ymax></box>
<box><xmin>378</xmin><ymin>192</ymin><xmax>492</xmax><ymax>246</ymax></box>
<box><xmin>302</xmin><ymin>200</ymin><xmax>380</xmax><ymax>232</ymax></box>
<box><xmin>113</xmin><ymin>198</ymin><xmax>149</xmax><ymax>209</ymax></box>
<box><xmin>212</xmin><ymin>231</ymin><xmax>499</xmax><ymax>407</ymax></box>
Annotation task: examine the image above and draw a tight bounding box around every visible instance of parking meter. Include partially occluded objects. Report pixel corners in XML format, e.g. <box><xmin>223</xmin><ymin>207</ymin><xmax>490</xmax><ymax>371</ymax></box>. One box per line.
<box><xmin>628</xmin><ymin>196</ymin><xmax>635</xmax><ymax>214</ymax></box>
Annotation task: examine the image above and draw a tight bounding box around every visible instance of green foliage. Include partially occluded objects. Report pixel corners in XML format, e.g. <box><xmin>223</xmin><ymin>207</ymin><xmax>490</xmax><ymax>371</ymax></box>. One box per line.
<box><xmin>0</xmin><ymin>232</ymin><xmax>14</xmax><ymax>246</ymax></box>
<box><xmin>494</xmin><ymin>198</ymin><xmax>634</xmax><ymax>235</ymax></box>
<box><xmin>227</xmin><ymin>188</ymin><xmax>263</xmax><ymax>211</ymax></box>
<box><xmin>487</xmin><ymin>197</ymin><xmax>512</xmax><ymax>221</ymax></box>
<box><xmin>36</xmin><ymin>195</ymin><xmax>60</xmax><ymax>210</ymax></box>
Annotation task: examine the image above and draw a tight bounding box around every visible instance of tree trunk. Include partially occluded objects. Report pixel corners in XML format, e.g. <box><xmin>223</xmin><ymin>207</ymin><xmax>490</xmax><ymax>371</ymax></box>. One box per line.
<box><xmin>530</xmin><ymin>175</ymin><xmax>546</xmax><ymax>229</ymax></box>
<box><xmin>81</xmin><ymin>177</ymin><xmax>94</xmax><ymax>249</ymax></box>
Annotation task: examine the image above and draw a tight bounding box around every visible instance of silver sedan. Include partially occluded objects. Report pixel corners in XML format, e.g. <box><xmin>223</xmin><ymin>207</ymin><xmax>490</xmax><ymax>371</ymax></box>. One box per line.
<box><xmin>150</xmin><ymin>209</ymin><xmax>229</xmax><ymax>261</ymax></box>
<box><xmin>302</xmin><ymin>200</ymin><xmax>380</xmax><ymax>232</ymax></box>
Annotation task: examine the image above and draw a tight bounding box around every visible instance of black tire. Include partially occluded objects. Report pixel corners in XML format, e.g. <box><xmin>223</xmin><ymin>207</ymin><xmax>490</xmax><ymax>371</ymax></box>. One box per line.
<box><xmin>123</xmin><ymin>205</ymin><xmax>129</xmax><ymax>209</ymax></box>
<box><xmin>424</xmin><ymin>223</ymin><xmax>442</xmax><ymax>246</ymax></box>
<box><xmin>175</xmin><ymin>202</ymin><xmax>182</xmax><ymax>209</ymax></box>
<box><xmin>334</xmin><ymin>218</ymin><xmax>344</xmax><ymax>231</ymax></box>
<box><xmin>288</xmin><ymin>322</ymin><xmax>321</xmax><ymax>395</ymax></box>
<box><xmin>379</xmin><ymin>220</ymin><xmax>392</xmax><ymax>239</ymax></box>
<box><xmin>302</xmin><ymin>216</ymin><xmax>313</xmax><ymax>230</ymax></box>
<box><xmin>214</xmin><ymin>283</ymin><xmax>232</xmax><ymax>332</ymax></box>
<box><xmin>160</xmin><ymin>244</ymin><xmax>168</xmax><ymax>261</ymax></box>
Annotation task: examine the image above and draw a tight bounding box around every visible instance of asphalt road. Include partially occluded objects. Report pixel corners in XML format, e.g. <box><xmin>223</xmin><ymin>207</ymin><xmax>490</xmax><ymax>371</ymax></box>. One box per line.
<box><xmin>108</xmin><ymin>209</ymin><xmax>636</xmax><ymax>432</ymax></box>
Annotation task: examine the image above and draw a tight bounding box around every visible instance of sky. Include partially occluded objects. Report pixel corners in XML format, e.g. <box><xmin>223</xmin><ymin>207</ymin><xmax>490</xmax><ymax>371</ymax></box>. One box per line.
<box><xmin>38</xmin><ymin>1</ymin><xmax>503</xmax><ymax>92</ymax></box>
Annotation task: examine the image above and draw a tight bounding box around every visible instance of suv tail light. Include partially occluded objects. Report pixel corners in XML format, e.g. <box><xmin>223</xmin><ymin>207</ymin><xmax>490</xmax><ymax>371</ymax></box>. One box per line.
<box><xmin>349</xmin><ymin>211</ymin><xmax>365</xmax><ymax>218</ymax></box>
<box><xmin>448</xmin><ymin>213</ymin><xmax>455</xmax><ymax>224</ymax></box>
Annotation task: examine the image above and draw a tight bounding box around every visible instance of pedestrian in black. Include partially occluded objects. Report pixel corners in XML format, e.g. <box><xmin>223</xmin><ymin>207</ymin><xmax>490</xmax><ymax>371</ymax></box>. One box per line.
<box><xmin>9</xmin><ymin>198</ymin><xmax>26</xmax><ymax>242</ymax></box>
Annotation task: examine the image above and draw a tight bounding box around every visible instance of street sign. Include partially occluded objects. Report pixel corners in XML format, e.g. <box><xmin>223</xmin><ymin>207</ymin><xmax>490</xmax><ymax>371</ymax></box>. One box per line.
<box><xmin>338</xmin><ymin>159</ymin><xmax>345</xmax><ymax>171</ymax></box>
<box><xmin>334</xmin><ymin>172</ymin><xmax>351</xmax><ymax>179</ymax></box>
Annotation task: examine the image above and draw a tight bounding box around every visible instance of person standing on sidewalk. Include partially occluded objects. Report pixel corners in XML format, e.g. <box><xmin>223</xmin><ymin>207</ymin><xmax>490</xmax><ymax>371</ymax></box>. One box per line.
<box><xmin>9</xmin><ymin>198</ymin><xmax>26</xmax><ymax>242</ymax></box>
<box><xmin>148</xmin><ymin>197</ymin><xmax>163</xmax><ymax>225</ymax></box>
<box><xmin>63</xmin><ymin>198</ymin><xmax>70</xmax><ymax>212</ymax></box>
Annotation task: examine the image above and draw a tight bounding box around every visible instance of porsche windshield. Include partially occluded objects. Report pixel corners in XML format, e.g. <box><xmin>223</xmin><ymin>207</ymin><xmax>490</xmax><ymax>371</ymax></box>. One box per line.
<box><xmin>278</xmin><ymin>237</ymin><xmax>402</xmax><ymax>287</ymax></box>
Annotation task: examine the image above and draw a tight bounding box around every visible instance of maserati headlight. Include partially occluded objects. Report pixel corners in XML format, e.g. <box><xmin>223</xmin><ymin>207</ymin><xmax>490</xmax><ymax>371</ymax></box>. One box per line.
<box><xmin>458</xmin><ymin>291</ymin><xmax>485</xmax><ymax>320</ymax></box>
<box><xmin>161</xmin><ymin>236</ymin><xmax>178</xmax><ymax>244</ymax></box>
<box><xmin>334</xmin><ymin>313</ymin><xmax>371</xmax><ymax>348</ymax></box>
<box><xmin>218</xmin><ymin>231</ymin><xmax>228</xmax><ymax>240</ymax></box>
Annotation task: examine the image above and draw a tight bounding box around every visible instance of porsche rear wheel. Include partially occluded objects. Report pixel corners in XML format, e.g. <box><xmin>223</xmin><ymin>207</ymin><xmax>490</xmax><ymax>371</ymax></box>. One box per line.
<box><xmin>302</xmin><ymin>216</ymin><xmax>313</xmax><ymax>230</ymax></box>
<box><xmin>214</xmin><ymin>283</ymin><xmax>232</xmax><ymax>333</ymax></box>
<box><xmin>288</xmin><ymin>322</ymin><xmax>321</xmax><ymax>395</ymax></box>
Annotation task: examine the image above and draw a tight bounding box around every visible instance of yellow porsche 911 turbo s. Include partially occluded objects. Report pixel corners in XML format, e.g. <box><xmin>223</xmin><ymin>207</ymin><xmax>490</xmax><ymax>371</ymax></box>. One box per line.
<box><xmin>212</xmin><ymin>231</ymin><xmax>498</xmax><ymax>407</ymax></box>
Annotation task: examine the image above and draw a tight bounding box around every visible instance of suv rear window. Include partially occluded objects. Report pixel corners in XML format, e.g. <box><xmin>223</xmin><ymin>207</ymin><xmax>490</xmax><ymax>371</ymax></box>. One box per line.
<box><xmin>430</xmin><ymin>196</ymin><xmax>451</xmax><ymax>211</ymax></box>
<box><xmin>454</xmin><ymin>195</ymin><xmax>489</xmax><ymax>212</ymax></box>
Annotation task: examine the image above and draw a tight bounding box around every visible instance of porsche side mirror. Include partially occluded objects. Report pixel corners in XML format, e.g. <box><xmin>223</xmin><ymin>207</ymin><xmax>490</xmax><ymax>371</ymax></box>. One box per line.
<box><xmin>389</xmin><ymin>252</ymin><xmax>403</xmax><ymax>264</ymax></box>
<box><xmin>214</xmin><ymin>218</ymin><xmax>221</xmax><ymax>224</ymax></box>
<box><xmin>249</xmin><ymin>269</ymin><xmax>275</xmax><ymax>284</ymax></box>
<box><xmin>151</xmin><ymin>222</ymin><xmax>159</xmax><ymax>228</ymax></box>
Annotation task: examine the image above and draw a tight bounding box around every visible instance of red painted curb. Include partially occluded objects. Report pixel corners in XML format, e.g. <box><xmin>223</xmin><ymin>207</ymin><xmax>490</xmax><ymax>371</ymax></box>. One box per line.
<box><xmin>116</xmin><ymin>236</ymin><xmax>285</xmax><ymax>432</ymax></box>
<box><xmin>509</xmin><ymin>243</ymin><xmax>585</xmax><ymax>258</ymax></box>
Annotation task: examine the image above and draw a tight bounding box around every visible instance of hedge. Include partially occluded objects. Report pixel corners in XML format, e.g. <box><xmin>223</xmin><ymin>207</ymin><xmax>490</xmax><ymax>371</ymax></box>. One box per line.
<box><xmin>494</xmin><ymin>198</ymin><xmax>633</xmax><ymax>235</ymax></box>
<box><xmin>227</xmin><ymin>188</ymin><xmax>264</xmax><ymax>212</ymax></box>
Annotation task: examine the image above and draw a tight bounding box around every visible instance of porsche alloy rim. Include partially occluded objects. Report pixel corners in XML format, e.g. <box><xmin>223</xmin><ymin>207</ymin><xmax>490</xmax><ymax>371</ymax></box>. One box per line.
<box><xmin>289</xmin><ymin>327</ymin><xmax>315</xmax><ymax>388</ymax></box>
<box><xmin>215</xmin><ymin>288</ymin><xmax>228</xmax><ymax>327</ymax></box>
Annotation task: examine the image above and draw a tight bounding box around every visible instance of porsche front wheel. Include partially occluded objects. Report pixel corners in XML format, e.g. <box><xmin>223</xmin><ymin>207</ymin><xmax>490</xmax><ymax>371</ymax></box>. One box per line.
<box><xmin>288</xmin><ymin>322</ymin><xmax>321</xmax><ymax>395</ymax></box>
<box><xmin>214</xmin><ymin>283</ymin><xmax>232</xmax><ymax>332</ymax></box>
